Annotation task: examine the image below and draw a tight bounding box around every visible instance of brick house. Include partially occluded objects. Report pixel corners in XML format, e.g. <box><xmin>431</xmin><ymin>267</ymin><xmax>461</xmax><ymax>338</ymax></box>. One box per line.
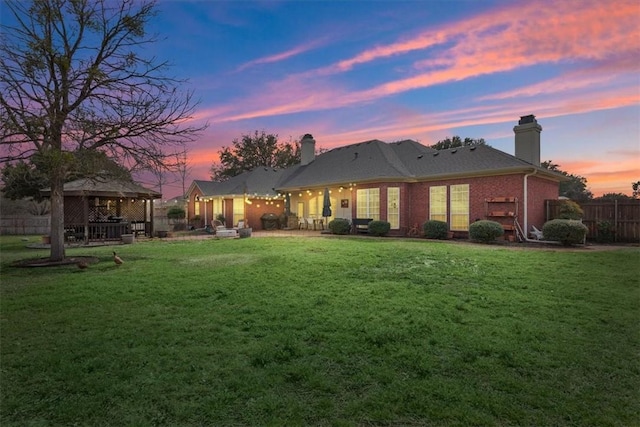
<box><xmin>186</xmin><ymin>115</ymin><xmax>564</xmax><ymax>239</ymax></box>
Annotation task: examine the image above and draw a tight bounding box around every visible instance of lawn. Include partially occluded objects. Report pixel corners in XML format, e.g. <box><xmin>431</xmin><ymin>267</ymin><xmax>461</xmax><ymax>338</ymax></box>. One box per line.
<box><xmin>1</xmin><ymin>235</ymin><xmax>639</xmax><ymax>426</ymax></box>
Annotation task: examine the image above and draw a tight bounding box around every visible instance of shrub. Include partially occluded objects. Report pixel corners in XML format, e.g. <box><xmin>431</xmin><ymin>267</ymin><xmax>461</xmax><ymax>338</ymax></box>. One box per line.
<box><xmin>596</xmin><ymin>220</ymin><xmax>615</xmax><ymax>243</ymax></box>
<box><xmin>368</xmin><ymin>220</ymin><xmax>390</xmax><ymax>236</ymax></box>
<box><xmin>469</xmin><ymin>220</ymin><xmax>504</xmax><ymax>243</ymax></box>
<box><xmin>543</xmin><ymin>219</ymin><xmax>588</xmax><ymax>246</ymax></box>
<box><xmin>423</xmin><ymin>220</ymin><xmax>448</xmax><ymax>239</ymax></box>
<box><xmin>167</xmin><ymin>206</ymin><xmax>186</xmax><ymax>220</ymax></box>
<box><xmin>328</xmin><ymin>218</ymin><xmax>351</xmax><ymax>235</ymax></box>
<box><xmin>557</xmin><ymin>200</ymin><xmax>583</xmax><ymax>219</ymax></box>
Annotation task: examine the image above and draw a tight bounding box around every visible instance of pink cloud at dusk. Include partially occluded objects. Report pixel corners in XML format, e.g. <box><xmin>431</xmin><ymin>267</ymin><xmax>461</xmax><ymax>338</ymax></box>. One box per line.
<box><xmin>200</xmin><ymin>0</ymin><xmax>638</xmax><ymax>127</ymax></box>
<box><xmin>560</xmin><ymin>158</ymin><xmax>640</xmax><ymax>196</ymax></box>
<box><xmin>142</xmin><ymin>0</ymin><xmax>639</xmax><ymax>199</ymax></box>
<box><xmin>236</xmin><ymin>38</ymin><xmax>327</xmax><ymax>72</ymax></box>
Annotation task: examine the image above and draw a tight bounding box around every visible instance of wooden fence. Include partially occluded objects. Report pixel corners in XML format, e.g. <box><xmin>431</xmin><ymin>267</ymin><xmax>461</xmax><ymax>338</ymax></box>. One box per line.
<box><xmin>0</xmin><ymin>215</ymin><xmax>50</xmax><ymax>235</ymax></box>
<box><xmin>546</xmin><ymin>200</ymin><xmax>640</xmax><ymax>243</ymax></box>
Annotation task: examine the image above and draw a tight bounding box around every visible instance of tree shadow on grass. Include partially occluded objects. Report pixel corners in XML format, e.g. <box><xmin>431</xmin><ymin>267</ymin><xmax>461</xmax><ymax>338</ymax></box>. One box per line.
<box><xmin>12</xmin><ymin>256</ymin><xmax>99</xmax><ymax>268</ymax></box>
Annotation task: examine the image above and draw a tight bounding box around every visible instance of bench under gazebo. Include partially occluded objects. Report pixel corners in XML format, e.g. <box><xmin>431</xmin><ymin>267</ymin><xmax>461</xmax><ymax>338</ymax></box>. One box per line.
<box><xmin>41</xmin><ymin>177</ymin><xmax>162</xmax><ymax>243</ymax></box>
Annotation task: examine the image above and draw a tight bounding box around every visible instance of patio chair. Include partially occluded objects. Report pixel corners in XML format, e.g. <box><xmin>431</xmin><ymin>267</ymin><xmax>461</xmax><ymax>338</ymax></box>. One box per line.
<box><xmin>212</xmin><ymin>219</ymin><xmax>239</xmax><ymax>238</ymax></box>
<box><xmin>306</xmin><ymin>217</ymin><xmax>316</xmax><ymax>230</ymax></box>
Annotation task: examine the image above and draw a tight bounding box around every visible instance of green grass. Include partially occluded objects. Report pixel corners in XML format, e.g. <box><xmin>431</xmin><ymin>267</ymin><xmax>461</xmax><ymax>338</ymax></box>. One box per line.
<box><xmin>1</xmin><ymin>235</ymin><xmax>639</xmax><ymax>426</ymax></box>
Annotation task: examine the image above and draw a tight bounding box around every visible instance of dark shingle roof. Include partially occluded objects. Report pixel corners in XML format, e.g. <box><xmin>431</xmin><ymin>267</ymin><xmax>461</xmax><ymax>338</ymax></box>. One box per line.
<box><xmin>406</xmin><ymin>144</ymin><xmax>542</xmax><ymax>178</ymax></box>
<box><xmin>278</xmin><ymin>139</ymin><xmax>562</xmax><ymax>190</ymax></box>
<box><xmin>194</xmin><ymin>166</ymin><xmax>300</xmax><ymax>197</ymax></box>
<box><xmin>194</xmin><ymin>139</ymin><xmax>564</xmax><ymax>195</ymax></box>
<box><xmin>282</xmin><ymin>140</ymin><xmax>426</xmax><ymax>189</ymax></box>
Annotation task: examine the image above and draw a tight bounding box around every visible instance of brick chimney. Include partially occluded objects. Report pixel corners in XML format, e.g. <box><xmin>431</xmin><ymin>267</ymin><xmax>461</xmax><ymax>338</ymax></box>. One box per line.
<box><xmin>513</xmin><ymin>115</ymin><xmax>542</xmax><ymax>166</ymax></box>
<box><xmin>300</xmin><ymin>133</ymin><xmax>316</xmax><ymax>166</ymax></box>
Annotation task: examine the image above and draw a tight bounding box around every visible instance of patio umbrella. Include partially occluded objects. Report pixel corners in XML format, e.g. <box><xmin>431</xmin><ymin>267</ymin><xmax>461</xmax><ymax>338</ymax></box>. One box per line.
<box><xmin>322</xmin><ymin>187</ymin><xmax>332</xmax><ymax>227</ymax></box>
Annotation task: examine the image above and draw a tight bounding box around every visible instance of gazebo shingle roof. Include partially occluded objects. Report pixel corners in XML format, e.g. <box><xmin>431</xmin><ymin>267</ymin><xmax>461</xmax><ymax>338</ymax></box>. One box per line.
<box><xmin>41</xmin><ymin>177</ymin><xmax>161</xmax><ymax>198</ymax></box>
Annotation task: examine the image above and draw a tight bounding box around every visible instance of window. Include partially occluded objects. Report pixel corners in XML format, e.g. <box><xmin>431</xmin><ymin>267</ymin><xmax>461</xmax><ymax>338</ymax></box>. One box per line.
<box><xmin>194</xmin><ymin>200</ymin><xmax>201</xmax><ymax>216</ymax></box>
<box><xmin>232</xmin><ymin>197</ymin><xmax>244</xmax><ymax>226</ymax></box>
<box><xmin>356</xmin><ymin>188</ymin><xmax>380</xmax><ymax>219</ymax></box>
<box><xmin>429</xmin><ymin>186</ymin><xmax>447</xmax><ymax>222</ymax></box>
<box><xmin>450</xmin><ymin>184</ymin><xmax>469</xmax><ymax>231</ymax></box>
<box><xmin>297</xmin><ymin>201</ymin><xmax>304</xmax><ymax>218</ymax></box>
<box><xmin>387</xmin><ymin>187</ymin><xmax>400</xmax><ymax>229</ymax></box>
<box><xmin>211</xmin><ymin>198</ymin><xmax>222</xmax><ymax>220</ymax></box>
<box><xmin>311</xmin><ymin>195</ymin><xmax>321</xmax><ymax>217</ymax></box>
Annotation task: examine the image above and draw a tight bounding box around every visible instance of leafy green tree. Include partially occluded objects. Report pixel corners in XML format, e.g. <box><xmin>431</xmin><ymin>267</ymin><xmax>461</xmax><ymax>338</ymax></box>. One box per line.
<box><xmin>594</xmin><ymin>193</ymin><xmax>635</xmax><ymax>201</ymax></box>
<box><xmin>541</xmin><ymin>161</ymin><xmax>593</xmax><ymax>201</ymax></box>
<box><xmin>2</xmin><ymin>151</ymin><xmax>132</xmax><ymax>201</ymax></box>
<box><xmin>1</xmin><ymin>0</ymin><xmax>204</xmax><ymax>261</ymax></box>
<box><xmin>210</xmin><ymin>131</ymin><xmax>300</xmax><ymax>181</ymax></box>
<box><xmin>1</xmin><ymin>161</ymin><xmax>49</xmax><ymax>201</ymax></box>
<box><xmin>632</xmin><ymin>181</ymin><xmax>640</xmax><ymax>199</ymax></box>
<box><xmin>430</xmin><ymin>136</ymin><xmax>487</xmax><ymax>150</ymax></box>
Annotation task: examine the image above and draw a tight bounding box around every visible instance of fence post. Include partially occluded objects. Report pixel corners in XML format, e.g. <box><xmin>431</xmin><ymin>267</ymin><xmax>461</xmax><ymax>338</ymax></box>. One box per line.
<box><xmin>614</xmin><ymin>199</ymin><xmax>618</xmax><ymax>243</ymax></box>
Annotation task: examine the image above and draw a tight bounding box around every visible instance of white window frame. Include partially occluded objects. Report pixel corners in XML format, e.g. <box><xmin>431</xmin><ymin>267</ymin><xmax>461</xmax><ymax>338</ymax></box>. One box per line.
<box><xmin>356</xmin><ymin>188</ymin><xmax>380</xmax><ymax>220</ymax></box>
<box><xmin>450</xmin><ymin>184</ymin><xmax>469</xmax><ymax>231</ymax></box>
<box><xmin>232</xmin><ymin>197</ymin><xmax>244</xmax><ymax>227</ymax></box>
<box><xmin>429</xmin><ymin>186</ymin><xmax>447</xmax><ymax>223</ymax></box>
<box><xmin>387</xmin><ymin>187</ymin><xmax>400</xmax><ymax>229</ymax></box>
<box><xmin>211</xmin><ymin>198</ymin><xmax>222</xmax><ymax>221</ymax></box>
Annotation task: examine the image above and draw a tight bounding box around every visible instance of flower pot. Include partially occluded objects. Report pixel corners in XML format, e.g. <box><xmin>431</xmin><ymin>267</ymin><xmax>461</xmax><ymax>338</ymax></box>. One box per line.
<box><xmin>121</xmin><ymin>234</ymin><xmax>135</xmax><ymax>244</ymax></box>
<box><xmin>238</xmin><ymin>227</ymin><xmax>252</xmax><ymax>238</ymax></box>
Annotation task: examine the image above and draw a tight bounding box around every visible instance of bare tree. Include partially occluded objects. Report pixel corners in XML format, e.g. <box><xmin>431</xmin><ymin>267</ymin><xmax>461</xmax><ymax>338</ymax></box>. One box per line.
<box><xmin>174</xmin><ymin>150</ymin><xmax>192</xmax><ymax>201</ymax></box>
<box><xmin>0</xmin><ymin>0</ymin><xmax>206</xmax><ymax>261</ymax></box>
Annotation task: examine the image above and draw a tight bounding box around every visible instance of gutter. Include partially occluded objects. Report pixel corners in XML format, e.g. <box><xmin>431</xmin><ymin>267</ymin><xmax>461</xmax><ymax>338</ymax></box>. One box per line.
<box><xmin>522</xmin><ymin>168</ymin><xmax>538</xmax><ymax>242</ymax></box>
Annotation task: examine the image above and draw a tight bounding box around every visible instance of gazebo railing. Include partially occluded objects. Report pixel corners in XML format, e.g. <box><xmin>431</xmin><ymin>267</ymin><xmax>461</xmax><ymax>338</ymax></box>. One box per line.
<box><xmin>65</xmin><ymin>222</ymin><xmax>132</xmax><ymax>242</ymax></box>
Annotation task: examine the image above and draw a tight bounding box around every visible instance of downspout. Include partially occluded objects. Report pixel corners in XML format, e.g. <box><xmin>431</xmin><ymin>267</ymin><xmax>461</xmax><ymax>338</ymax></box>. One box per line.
<box><xmin>523</xmin><ymin>168</ymin><xmax>537</xmax><ymax>241</ymax></box>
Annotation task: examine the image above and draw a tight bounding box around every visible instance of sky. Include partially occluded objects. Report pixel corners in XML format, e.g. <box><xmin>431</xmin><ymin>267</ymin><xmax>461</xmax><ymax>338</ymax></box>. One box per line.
<box><xmin>4</xmin><ymin>0</ymin><xmax>640</xmax><ymax>199</ymax></box>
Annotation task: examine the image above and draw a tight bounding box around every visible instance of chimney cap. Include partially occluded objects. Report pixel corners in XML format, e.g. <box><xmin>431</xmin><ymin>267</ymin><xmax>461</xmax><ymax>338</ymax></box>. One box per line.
<box><xmin>302</xmin><ymin>133</ymin><xmax>314</xmax><ymax>139</ymax></box>
<box><xmin>518</xmin><ymin>115</ymin><xmax>536</xmax><ymax>125</ymax></box>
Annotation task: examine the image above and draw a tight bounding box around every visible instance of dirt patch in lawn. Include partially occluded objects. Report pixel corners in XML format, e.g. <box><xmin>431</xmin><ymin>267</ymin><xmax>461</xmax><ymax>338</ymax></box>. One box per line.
<box><xmin>13</xmin><ymin>256</ymin><xmax>100</xmax><ymax>268</ymax></box>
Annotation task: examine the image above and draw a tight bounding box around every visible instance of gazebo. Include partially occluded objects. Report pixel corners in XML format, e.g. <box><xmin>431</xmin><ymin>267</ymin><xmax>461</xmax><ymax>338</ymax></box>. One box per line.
<box><xmin>41</xmin><ymin>177</ymin><xmax>161</xmax><ymax>242</ymax></box>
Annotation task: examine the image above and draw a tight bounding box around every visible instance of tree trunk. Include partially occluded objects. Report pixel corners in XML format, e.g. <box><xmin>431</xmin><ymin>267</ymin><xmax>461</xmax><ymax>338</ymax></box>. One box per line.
<box><xmin>49</xmin><ymin>175</ymin><xmax>66</xmax><ymax>261</ymax></box>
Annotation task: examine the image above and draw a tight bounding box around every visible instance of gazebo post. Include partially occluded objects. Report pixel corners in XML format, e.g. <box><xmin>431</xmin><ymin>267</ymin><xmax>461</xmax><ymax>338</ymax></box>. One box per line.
<box><xmin>83</xmin><ymin>195</ymin><xmax>89</xmax><ymax>243</ymax></box>
<box><xmin>149</xmin><ymin>199</ymin><xmax>155</xmax><ymax>238</ymax></box>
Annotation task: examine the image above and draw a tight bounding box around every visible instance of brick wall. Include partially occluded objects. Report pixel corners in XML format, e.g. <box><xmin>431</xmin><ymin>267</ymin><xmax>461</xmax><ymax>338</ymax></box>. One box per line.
<box><xmin>526</xmin><ymin>175</ymin><xmax>559</xmax><ymax>230</ymax></box>
<box><xmin>404</xmin><ymin>173</ymin><xmax>559</xmax><ymax>236</ymax></box>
